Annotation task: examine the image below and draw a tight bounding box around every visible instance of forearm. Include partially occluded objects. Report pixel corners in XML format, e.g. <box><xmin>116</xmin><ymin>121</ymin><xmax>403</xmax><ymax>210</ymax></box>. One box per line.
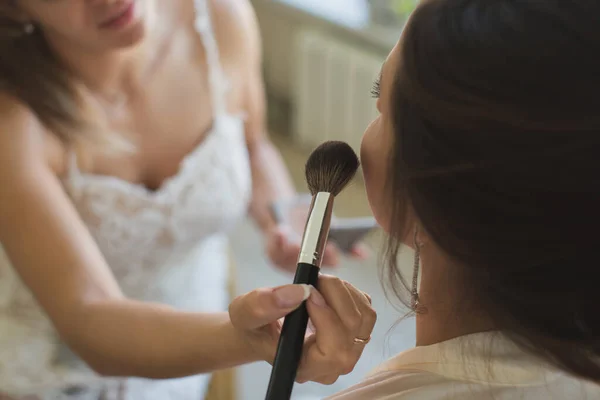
<box><xmin>70</xmin><ymin>300</ymin><xmax>260</xmax><ymax>379</ymax></box>
<box><xmin>248</xmin><ymin>138</ymin><xmax>296</xmax><ymax>233</ymax></box>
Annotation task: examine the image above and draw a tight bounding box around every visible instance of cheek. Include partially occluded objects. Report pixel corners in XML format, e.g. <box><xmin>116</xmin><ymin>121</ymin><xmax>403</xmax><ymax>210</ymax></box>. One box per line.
<box><xmin>27</xmin><ymin>3</ymin><xmax>90</xmax><ymax>37</ymax></box>
<box><xmin>360</xmin><ymin>117</ymin><xmax>392</xmax><ymax>233</ymax></box>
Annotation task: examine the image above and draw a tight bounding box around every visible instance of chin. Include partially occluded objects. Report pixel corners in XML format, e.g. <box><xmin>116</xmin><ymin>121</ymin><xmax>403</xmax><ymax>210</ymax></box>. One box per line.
<box><xmin>109</xmin><ymin>23</ymin><xmax>146</xmax><ymax>48</ymax></box>
<box><xmin>363</xmin><ymin>183</ymin><xmax>390</xmax><ymax>236</ymax></box>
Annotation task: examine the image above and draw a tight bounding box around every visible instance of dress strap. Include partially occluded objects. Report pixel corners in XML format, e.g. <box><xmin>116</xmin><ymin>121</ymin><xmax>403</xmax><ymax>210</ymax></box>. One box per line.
<box><xmin>67</xmin><ymin>149</ymin><xmax>80</xmax><ymax>178</ymax></box>
<box><xmin>193</xmin><ymin>0</ymin><xmax>228</xmax><ymax>118</ymax></box>
<box><xmin>63</xmin><ymin>148</ymin><xmax>83</xmax><ymax>189</ymax></box>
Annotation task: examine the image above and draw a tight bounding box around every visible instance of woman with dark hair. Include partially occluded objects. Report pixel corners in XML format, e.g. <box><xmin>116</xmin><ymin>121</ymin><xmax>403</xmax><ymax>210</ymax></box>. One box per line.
<box><xmin>326</xmin><ymin>0</ymin><xmax>600</xmax><ymax>398</ymax></box>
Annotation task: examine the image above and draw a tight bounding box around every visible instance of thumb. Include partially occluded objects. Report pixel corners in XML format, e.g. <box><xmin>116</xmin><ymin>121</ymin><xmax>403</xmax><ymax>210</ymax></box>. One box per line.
<box><xmin>229</xmin><ymin>284</ymin><xmax>311</xmax><ymax>330</ymax></box>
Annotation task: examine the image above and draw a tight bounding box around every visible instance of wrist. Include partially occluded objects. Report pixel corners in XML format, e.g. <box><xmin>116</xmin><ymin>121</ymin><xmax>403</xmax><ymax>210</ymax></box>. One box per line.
<box><xmin>225</xmin><ymin>314</ymin><xmax>263</xmax><ymax>365</ymax></box>
<box><xmin>251</xmin><ymin>199</ymin><xmax>284</xmax><ymax>234</ymax></box>
<box><xmin>255</xmin><ymin>213</ymin><xmax>278</xmax><ymax>234</ymax></box>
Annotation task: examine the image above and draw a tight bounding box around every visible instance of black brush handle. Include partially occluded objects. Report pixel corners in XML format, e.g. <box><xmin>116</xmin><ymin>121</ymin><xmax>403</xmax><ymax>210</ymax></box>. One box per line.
<box><xmin>265</xmin><ymin>262</ymin><xmax>319</xmax><ymax>400</ymax></box>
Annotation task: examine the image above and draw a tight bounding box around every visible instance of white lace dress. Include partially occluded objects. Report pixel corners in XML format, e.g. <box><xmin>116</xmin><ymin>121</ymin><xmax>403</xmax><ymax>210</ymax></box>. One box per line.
<box><xmin>0</xmin><ymin>1</ymin><xmax>252</xmax><ymax>399</ymax></box>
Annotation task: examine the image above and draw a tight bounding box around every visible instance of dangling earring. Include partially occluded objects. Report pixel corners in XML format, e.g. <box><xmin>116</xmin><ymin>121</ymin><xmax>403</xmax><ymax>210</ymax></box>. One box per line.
<box><xmin>23</xmin><ymin>22</ymin><xmax>35</xmax><ymax>35</ymax></box>
<box><xmin>411</xmin><ymin>227</ymin><xmax>424</xmax><ymax>313</ymax></box>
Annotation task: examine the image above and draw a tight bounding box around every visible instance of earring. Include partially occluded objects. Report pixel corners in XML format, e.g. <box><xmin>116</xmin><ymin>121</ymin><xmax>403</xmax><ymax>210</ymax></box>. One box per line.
<box><xmin>23</xmin><ymin>22</ymin><xmax>35</xmax><ymax>35</ymax></box>
<box><xmin>411</xmin><ymin>227</ymin><xmax>423</xmax><ymax>313</ymax></box>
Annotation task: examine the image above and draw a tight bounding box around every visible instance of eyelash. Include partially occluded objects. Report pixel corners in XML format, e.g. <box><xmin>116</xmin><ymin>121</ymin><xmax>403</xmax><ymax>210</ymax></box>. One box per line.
<box><xmin>370</xmin><ymin>76</ymin><xmax>381</xmax><ymax>99</ymax></box>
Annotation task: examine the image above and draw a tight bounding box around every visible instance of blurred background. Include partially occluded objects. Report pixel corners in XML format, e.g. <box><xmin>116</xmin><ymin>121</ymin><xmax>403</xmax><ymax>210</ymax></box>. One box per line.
<box><xmin>230</xmin><ymin>1</ymin><xmax>419</xmax><ymax>398</ymax></box>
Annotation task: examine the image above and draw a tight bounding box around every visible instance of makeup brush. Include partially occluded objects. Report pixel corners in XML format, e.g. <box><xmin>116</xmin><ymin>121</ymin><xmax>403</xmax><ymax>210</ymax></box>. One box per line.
<box><xmin>265</xmin><ymin>141</ymin><xmax>360</xmax><ymax>400</ymax></box>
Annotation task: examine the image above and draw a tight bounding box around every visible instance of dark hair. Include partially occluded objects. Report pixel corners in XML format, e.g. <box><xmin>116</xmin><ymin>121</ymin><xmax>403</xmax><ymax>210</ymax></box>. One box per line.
<box><xmin>384</xmin><ymin>0</ymin><xmax>600</xmax><ymax>382</ymax></box>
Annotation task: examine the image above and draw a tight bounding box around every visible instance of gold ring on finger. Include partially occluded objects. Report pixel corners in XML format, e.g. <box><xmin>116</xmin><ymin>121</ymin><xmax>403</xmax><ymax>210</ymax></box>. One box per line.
<box><xmin>353</xmin><ymin>335</ymin><xmax>371</xmax><ymax>345</ymax></box>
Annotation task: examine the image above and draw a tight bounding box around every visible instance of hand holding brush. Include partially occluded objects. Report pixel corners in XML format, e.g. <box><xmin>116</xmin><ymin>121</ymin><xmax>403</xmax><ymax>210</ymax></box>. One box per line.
<box><xmin>264</xmin><ymin>141</ymin><xmax>370</xmax><ymax>400</ymax></box>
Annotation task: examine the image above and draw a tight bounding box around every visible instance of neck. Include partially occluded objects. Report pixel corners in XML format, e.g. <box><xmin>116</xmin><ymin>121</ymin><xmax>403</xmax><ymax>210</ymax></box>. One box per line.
<box><xmin>51</xmin><ymin>39</ymin><xmax>142</xmax><ymax>98</ymax></box>
<box><xmin>414</xmin><ymin>245</ymin><xmax>496</xmax><ymax>347</ymax></box>
<box><xmin>42</xmin><ymin>2</ymin><xmax>162</xmax><ymax>99</ymax></box>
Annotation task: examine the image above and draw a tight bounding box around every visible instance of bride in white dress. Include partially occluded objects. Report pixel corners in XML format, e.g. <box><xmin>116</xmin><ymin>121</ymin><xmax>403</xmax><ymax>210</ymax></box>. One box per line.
<box><xmin>0</xmin><ymin>0</ymin><xmax>373</xmax><ymax>399</ymax></box>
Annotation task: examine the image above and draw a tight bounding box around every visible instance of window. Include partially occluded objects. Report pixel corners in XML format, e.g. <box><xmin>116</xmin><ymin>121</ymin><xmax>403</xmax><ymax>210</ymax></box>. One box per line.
<box><xmin>369</xmin><ymin>0</ymin><xmax>419</xmax><ymax>27</ymax></box>
<box><xmin>278</xmin><ymin>0</ymin><xmax>418</xmax><ymax>30</ymax></box>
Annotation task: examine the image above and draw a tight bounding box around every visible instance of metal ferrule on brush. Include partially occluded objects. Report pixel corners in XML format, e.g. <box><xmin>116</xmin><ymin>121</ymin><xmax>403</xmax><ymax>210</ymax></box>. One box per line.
<box><xmin>298</xmin><ymin>192</ymin><xmax>334</xmax><ymax>266</ymax></box>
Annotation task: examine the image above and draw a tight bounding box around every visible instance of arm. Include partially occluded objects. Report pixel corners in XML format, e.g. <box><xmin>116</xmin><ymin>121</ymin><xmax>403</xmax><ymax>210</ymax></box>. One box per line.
<box><xmin>0</xmin><ymin>98</ymin><xmax>259</xmax><ymax>379</ymax></box>
<box><xmin>237</xmin><ymin>0</ymin><xmax>297</xmax><ymax>234</ymax></box>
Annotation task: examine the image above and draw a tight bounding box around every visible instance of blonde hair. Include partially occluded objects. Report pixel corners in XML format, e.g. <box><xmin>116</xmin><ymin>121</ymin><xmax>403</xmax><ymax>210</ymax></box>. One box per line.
<box><xmin>0</xmin><ymin>5</ymin><xmax>131</xmax><ymax>150</ymax></box>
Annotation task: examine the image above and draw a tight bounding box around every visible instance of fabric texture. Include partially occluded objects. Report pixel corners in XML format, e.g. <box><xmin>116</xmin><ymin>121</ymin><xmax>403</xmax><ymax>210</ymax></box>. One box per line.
<box><xmin>326</xmin><ymin>331</ymin><xmax>600</xmax><ymax>399</ymax></box>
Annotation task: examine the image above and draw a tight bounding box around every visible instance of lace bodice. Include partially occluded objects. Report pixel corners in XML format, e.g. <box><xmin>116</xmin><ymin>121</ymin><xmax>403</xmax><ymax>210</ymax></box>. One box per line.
<box><xmin>64</xmin><ymin>112</ymin><xmax>251</xmax><ymax>302</ymax></box>
<box><xmin>0</xmin><ymin>1</ymin><xmax>252</xmax><ymax>398</ymax></box>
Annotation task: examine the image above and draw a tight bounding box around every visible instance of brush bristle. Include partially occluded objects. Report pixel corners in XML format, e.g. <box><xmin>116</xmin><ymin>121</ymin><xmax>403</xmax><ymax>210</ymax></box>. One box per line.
<box><xmin>305</xmin><ymin>141</ymin><xmax>360</xmax><ymax>196</ymax></box>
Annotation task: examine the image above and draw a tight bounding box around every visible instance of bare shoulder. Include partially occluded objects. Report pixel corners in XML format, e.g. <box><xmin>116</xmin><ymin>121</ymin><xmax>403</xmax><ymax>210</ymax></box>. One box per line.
<box><xmin>173</xmin><ymin>0</ymin><xmax>260</xmax><ymax>61</ymax></box>
<box><xmin>208</xmin><ymin>0</ymin><xmax>261</xmax><ymax>59</ymax></box>
<box><xmin>0</xmin><ymin>92</ymin><xmax>65</xmax><ymax>175</ymax></box>
<box><xmin>209</xmin><ymin>0</ymin><xmax>258</xmax><ymax>29</ymax></box>
<box><xmin>0</xmin><ymin>93</ymin><xmax>46</xmax><ymax>171</ymax></box>
<box><xmin>0</xmin><ymin>93</ymin><xmax>66</xmax><ymax>178</ymax></box>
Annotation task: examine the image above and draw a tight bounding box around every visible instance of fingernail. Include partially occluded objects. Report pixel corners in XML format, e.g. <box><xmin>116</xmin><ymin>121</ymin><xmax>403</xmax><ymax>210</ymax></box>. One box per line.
<box><xmin>309</xmin><ymin>286</ymin><xmax>327</xmax><ymax>307</ymax></box>
<box><xmin>274</xmin><ymin>284</ymin><xmax>311</xmax><ymax>308</ymax></box>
